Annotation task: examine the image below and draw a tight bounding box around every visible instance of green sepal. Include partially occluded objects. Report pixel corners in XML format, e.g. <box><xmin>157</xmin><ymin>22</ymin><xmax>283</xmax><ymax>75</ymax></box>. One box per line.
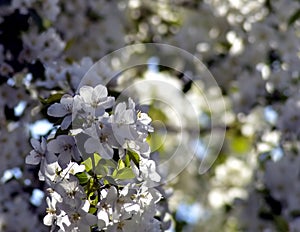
<box><xmin>39</xmin><ymin>93</ymin><xmax>64</xmax><ymax>105</ymax></box>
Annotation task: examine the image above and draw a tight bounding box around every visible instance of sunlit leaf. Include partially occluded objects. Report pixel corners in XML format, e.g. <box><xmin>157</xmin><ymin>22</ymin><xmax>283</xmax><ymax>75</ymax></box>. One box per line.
<box><xmin>118</xmin><ymin>159</ymin><xmax>125</xmax><ymax>170</ymax></box>
<box><xmin>147</xmin><ymin>133</ymin><xmax>165</xmax><ymax>153</ymax></box>
<box><xmin>95</xmin><ymin>159</ymin><xmax>117</xmax><ymax>176</ymax></box>
<box><xmin>114</xmin><ymin>167</ymin><xmax>135</xmax><ymax>180</ymax></box>
<box><xmin>227</xmin><ymin>132</ymin><xmax>252</xmax><ymax>154</ymax></box>
<box><xmin>124</xmin><ymin>153</ymin><xmax>131</xmax><ymax>167</ymax></box>
<box><xmin>104</xmin><ymin>176</ymin><xmax>117</xmax><ymax>185</ymax></box>
<box><xmin>76</xmin><ymin>172</ymin><xmax>90</xmax><ymax>185</ymax></box>
<box><xmin>82</xmin><ymin>153</ymin><xmax>101</xmax><ymax>172</ymax></box>
<box><xmin>148</xmin><ymin>106</ymin><xmax>168</xmax><ymax>121</ymax></box>
<box><xmin>89</xmin><ymin>206</ymin><xmax>97</xmax><ymax>214</ymax></box>
<box><xmin>88</xmin><ymin>192</ymin><xmax>98</xmax><ymax>207</ymax></box>
<box><xmin>127</xmin><ymin>149</ymin><xmax>140</xmax><ymax>168</ymax></box>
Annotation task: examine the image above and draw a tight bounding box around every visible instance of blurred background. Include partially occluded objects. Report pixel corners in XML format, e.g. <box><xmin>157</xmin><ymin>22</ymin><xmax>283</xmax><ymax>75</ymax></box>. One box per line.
<box><xmin>1</xmin><ymin>0</ymin><xmax>300</xmax><ymax>231</ymax></box>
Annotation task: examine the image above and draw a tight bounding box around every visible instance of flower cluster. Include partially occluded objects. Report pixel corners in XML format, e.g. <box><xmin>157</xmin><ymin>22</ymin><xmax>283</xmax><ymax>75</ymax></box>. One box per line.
<box><xmin>1</xmin><ymin>0</ymin><xmax>300</xmax><ymax>231</ymax></box>
<box><xmin>26</xmin><ymin>84</ymin><xmax>169</xmax><ymax>231</ymax></box>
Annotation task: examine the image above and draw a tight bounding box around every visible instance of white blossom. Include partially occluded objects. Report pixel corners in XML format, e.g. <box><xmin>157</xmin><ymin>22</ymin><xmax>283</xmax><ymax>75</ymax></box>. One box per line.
<box><xmin>47</xmin><ymin>135</ymin><xmax>81</xmax><ymax>168</ymax></box>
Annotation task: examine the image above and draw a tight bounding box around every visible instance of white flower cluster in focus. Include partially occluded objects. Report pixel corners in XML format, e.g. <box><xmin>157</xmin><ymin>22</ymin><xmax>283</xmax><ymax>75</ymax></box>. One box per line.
<box><xmin>25</xmin><ymin>84</ymin><xmax>169</xmax><ymax>231</ymax></box>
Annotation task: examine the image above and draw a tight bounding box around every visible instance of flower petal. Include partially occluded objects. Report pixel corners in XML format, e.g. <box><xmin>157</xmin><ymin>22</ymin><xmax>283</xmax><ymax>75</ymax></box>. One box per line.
<box><xmin>41</xmin><ymin>137</ymin><xmax>47</xmax><ymax>151</ymax></box>
<box><xmin>85</xmin><ymin>213</ymin><xmax>97</xmax><ymax>226</ymax></box>
<box><xmin>99</xmin><ymin>96</ymin><xmax>115</xmax><ymax>109</ymax></box>
<box><xmin>79</xmin><ymin>86</ymin><xmax>93</xmax><ymax>104</ymax></box>
<box><xmin>26</xmin><ymin>151</ymin><xmax>41</xmax><ymax>165</ymax></box>
<box><xmin>61</xmin><ymin>115</ymin><xmax>72</xmax><ymax>130</ymax></box>
<box><xmin>30</xmin><ymin>138</ymin><xmax>41</xmax><ymax>151</ymax></box>
<box><xmin>47</xmin><ymin>103</ymin><xmax>68</xmax><ymax>117</ymax></box>
<box><xmin>58</xmin><ymin>152</ymin><xmax>71</xmax><ymax>168</ymax></box>
<box><xmin>94</xmin><ymin>84</ymin><xmax>108</xmax><ymax>100</ymax></box>
<box><xmin>97</xmin><ymin>210</ymin><xmax>109</xmax><ymax>228</ymax></box>
<box><xmin>84</xmin><ymin>137</ymin><xmax>100</xmax><ymax>154</ymax></box>
<box><xmin>99</xmin><ymin>143</ymin><xmax>113</xmax><ymax>159</ymax></box>
<box><xmin>43</xmin><ymin>214</ymin><xmax>54</xmax><ymax>226</ymax></box>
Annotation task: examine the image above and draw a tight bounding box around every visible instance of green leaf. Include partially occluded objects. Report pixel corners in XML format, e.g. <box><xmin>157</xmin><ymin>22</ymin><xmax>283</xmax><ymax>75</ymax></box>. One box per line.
<box><xmin>86</xmin><ymin>177</ymin><xmax>100</xmax><ymax>197</ymax></box>
<box><xmin>148</xmin><ymin>107</ymin><xmax>167</xmax><ymax>121</ymax></box>
<box><xmin>124</xmin><ymin>153</ymin><xmax>131</xmax><ymax>167</ymax></box>
<box><xmin>76</xmin><ymin>172</ymin><xmax>90</xmax><ymax>185</ymax></box>
<box><xmin>290</xmin><ymin>210</ymin><xmax>300</xmax><ymax>218</ymax></box>
<box><xmin>127</xmin><ymin>150</ymin><xmax>140</xmax><ymax>168</ymax></box>
<box><xmin>288</xmin><ymin>9</ymin><xmax>300</xmax><ymax>26</ymax></box>
<box><xmin>147</xmin><ymin>133</ymin><xmax>165</xmax><ymax>153</ymax></box>
<box><xmin>39</xmin><ymin>93</ymin><xmax>64</xmax><ymax>105</ymax></box>
<box><xmin>82</xmin><ymin>153</ymin><xmax>101</xmax><ymax>172</ymax></box>
<box><xmin>64</xmin><ymin>39</ymin><xmax>75</xmax><ymax>52</ymax></box>
<box><xmin>264</xmin><ymin>0</ymin><xmax>272</xmax><ymax>11</ymax></box>
<box><xmin>112</xmin><ymin>168</ymin><xmax>117</xmax><ymax>177</ymax></box>
<box><xmin>95</xmin><ymin>163</ymin><xmax>109</xmax><ymax>176</ymax></box>
<box><xmin>42</xmin><ymin>19</ymin><xmax>52</xmax><ymax>29</ymax></box>
<box><xmin>230</xmin><ymin>136</ymin><xmax>251</xmax><ymax>154</ymax></box>
<box><xmin>88</xmin><ymin>192</ymin><xmax>98</xmax><ymax>206</ymax></box>
<box><xmin>118</xmin><ymin>159</ymin><xmax>125</xmax><ymax>169</ymax></box>
<box><xmin>89</xmin><ymin>206</ymin><xmax>97</xmax><ymax>214</ymax></box>
<box><xmin>114</xmin><ymin>167</ymin><xmax>135</xmax><ymax>180</ymax></box>
<box><xmin>274</xmin><ymin>216</ymin><xmax>289</xmax><ymax>232</ymax></box>
<box><xmin>227</xmin><ymin>131</ymin><xmax>252</xmax><ymax>155</ymax></box>
<box><xmin>54</xmin><ymin>127</ymin><xmax>69</xmax><ymax>137</ymax></box>
<box><xmin>86</xmin><ymin>177</ymin><xmax>94</xmax><ymax>195</ymax></box>
<box><xmin>103</xmin><ymin>178</ymin><xmax>109</xmax><ymax>185</ymax></box>
<box><xmin>104</xmin><ymin>176</ymin><xmax>118</xmax><ymax>185</ymax></box>
<box><xmin>94</xmin><ymin>159</ymin><xmax>117</xmax><ymax>176</ymax></box>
